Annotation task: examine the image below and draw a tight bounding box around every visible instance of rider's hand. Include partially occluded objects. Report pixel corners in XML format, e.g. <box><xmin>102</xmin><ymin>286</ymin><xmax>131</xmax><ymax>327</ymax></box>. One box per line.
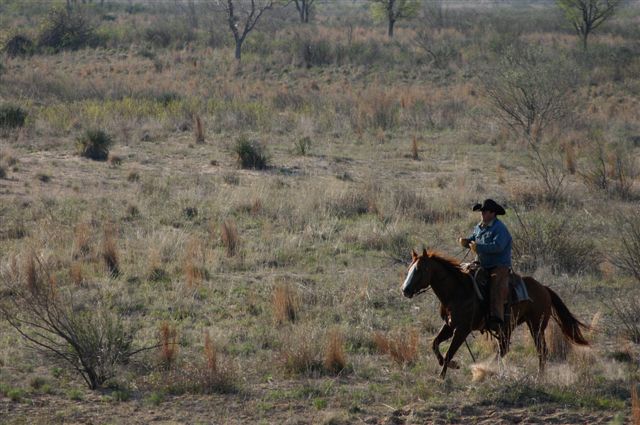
<box><xmin>458</xmin><ymin>238</ymin><xmax>471</xmax><ymax>248</ymax></box>
<box><xmin>469</xmin><ymin>241</ymin><xmax>478</xmax><ymax>254</ymax></box>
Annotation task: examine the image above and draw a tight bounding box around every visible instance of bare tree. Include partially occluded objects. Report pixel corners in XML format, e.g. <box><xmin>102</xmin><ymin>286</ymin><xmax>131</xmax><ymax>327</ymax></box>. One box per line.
<box><xmin>369</xmin><ymin>0</ymin><xmax>419</xmax><ymax>38</ymax></box>
<box><xmin>293</xmin><ymin>0</ymin><xmax>315</xmax><ymax>23</ymax></box>
<box><xmin>480</xmin><ymin>45</ymin><xmax>577</xmax><ymax>203</ymax></box>
<box><xmin>557</xmin><ymin>0</ymin><xmax>623</xmax><ymax>50</ymax></box>
<box><xmin>218</xmin><ymin>0</ymin><xmax>274</xmax><ymax>61</ymax></box>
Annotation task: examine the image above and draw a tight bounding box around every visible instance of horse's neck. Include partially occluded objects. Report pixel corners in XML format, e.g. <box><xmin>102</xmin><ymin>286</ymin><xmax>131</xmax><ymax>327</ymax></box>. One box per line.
<box><xmin>429</xmin><ymin>261</ymin><xmax>468</xmax><ymax>306</ymax></box>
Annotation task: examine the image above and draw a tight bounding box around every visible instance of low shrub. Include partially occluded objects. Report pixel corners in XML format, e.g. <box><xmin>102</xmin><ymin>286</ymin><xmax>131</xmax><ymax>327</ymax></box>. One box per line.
<box><xmin>76</xmin><ymin>129</ymin><xmax>113</xmax><ymax>161</ymax></box>
<box><xmin>509</xmin><ymin>211</ymin><xmax>599</xmax><ymax>275</ymax></box>
<box><xmin>610</xmin><ymin>211</ymin><xmax>640</xmax><ymax>284</ymax></box>
<box><xmin>0</xmin><ymin>105</ymin><xmax>27</xmax><ymax>129</ymax></box>
<box><xmin>37</xmin><ymin>8</ymin><xmax>100</xmax><ymax>52</ymax></box>
<box><xmin>234</xmin><ymin>136</ymin><xmax>268</xmax><ymax>170</ymax></box>
<box><xmin>3</xmin><ymin>34</ymin><xmax>34</xmax><ymax>57</ymax></box>
<box><xmin>0</xmin><ymin>253</ymin><xmax>145</xmax><ymax>390</ymax></box>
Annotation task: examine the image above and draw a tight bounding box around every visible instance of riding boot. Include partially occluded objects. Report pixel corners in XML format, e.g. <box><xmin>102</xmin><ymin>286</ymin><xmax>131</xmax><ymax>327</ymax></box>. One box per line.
<box><xmin>488</xmin><ymin>266</ymin><xmax>509</xmax><ymax>333</ymax></box>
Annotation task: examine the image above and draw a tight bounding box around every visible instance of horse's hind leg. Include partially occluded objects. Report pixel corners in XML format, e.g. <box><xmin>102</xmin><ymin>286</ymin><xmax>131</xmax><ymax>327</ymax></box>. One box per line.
<box><xmin>526</xmin><ymin>318</ymin><xmax>548</xmax><ymax>374</ymax></box>
<box><xmin>432</xmin><ymin>324</ymin><xmax>454</xmax><ymax>367</ymax></box>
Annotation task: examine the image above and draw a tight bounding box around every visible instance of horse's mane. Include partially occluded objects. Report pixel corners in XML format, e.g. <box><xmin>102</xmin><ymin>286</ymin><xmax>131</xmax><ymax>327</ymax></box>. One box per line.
<box><xmin>426</xmin><ymin>250</ymin><xmax>466</xmax><ymax>278</ymax></box>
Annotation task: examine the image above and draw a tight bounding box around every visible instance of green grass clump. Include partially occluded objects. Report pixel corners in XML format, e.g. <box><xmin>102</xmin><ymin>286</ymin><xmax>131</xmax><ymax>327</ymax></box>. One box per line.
<box><xmin>76</xmin><ymin>129</ymin><xmax>114</xmax><ymax>161</ymax></box>
<box><xmin>0</xmin><ymin>105</ymin><xmax>27</xmax><ymax>129</ymax></box>
<box><xmin>234</xmin><ymin>136</ymin><xmax>268</xmax><ymax>170</ymax></box>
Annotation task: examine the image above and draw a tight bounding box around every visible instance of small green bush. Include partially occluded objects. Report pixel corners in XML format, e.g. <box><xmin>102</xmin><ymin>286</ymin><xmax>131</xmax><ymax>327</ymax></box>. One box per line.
<box><xmin>76</xmin><ymin>129</ymin><xmax>113</xmax><ymax>161</ymax></box>
<box><xmin>0</xmin><ymin>105</ymin><xmax>27</xmax><ymax>129</ymax></box>
<box><xmin>234</xmin><ymin>136</ymin><xmax>268</xmax><ymax>170</ymax></box>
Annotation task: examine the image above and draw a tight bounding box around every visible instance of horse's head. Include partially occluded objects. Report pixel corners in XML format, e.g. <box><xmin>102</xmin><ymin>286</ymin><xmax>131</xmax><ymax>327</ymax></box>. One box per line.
<box><xmin>402</xmin><ymin>249</ymin><xmax>432</xmax><ymax>298</ymax></box>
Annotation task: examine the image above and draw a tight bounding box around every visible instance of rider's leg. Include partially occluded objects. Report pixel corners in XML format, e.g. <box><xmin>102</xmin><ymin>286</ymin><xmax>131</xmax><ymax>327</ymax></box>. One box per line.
<box><xmin>488</xmin><ymin>266</ymin><xmax>509</xmax><ymax>331</ymax></box>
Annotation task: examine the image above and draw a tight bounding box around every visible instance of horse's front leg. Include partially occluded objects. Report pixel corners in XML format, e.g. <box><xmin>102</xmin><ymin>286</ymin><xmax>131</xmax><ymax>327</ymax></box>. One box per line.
<box><xmin>432</xmin><ymin>323</ymin><xmax>454</xmax><ymax>367</ymax></box>
<box><xmin>439</xmin><ymin>326</ymin><xmax>471</xmax><ymax>379</ymax></box>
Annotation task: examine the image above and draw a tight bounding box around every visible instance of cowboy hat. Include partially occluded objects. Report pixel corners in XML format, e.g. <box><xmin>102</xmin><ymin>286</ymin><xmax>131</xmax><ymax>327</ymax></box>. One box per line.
<box><xmin>472</xmin><ymin>199</ymin><xmax>506</xmax><ymax>215</ymax></box>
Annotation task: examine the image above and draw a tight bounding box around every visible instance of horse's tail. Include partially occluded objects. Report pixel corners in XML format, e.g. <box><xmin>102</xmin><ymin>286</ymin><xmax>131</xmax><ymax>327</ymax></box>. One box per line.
<box><xmin>546</xmin><ymin>286</ymin><xmax>589</xmax><ymax>345</ymax></box>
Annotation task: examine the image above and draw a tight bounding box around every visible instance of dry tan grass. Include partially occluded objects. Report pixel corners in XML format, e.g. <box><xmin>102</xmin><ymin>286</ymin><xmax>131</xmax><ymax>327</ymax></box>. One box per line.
<box><xmin>373</xmin><ymin>328</ymin><xmax>420</xmax><ymax>366</ymax></box>
<box><xmin>323</xmin><ymin>327</ymin><xmax>347</xmax><ymax>374</ymax></box>
<box><xmin>471</xmin><ymin>362</ymin><xmax>498</xmax><ymax>383</ymax></box>
<box><xmin>272</xmin><ymin>282</ymin><xmax>299</xmax><ymax>325</ymax></box>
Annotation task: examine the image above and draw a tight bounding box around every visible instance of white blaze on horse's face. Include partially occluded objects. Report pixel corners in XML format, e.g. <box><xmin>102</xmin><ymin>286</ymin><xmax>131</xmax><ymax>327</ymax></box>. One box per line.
<box><xmin>402</xmin><ymin>261</ymin><xmax>418</xmax><ymax>297</ymax></box>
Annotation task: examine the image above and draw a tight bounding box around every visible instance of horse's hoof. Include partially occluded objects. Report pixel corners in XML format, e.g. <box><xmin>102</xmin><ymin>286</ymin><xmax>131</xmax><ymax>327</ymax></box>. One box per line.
<box><xmin>448</xmin><ymin>360</ymin><xmax>460</xmax><ymax>369</ymax></box>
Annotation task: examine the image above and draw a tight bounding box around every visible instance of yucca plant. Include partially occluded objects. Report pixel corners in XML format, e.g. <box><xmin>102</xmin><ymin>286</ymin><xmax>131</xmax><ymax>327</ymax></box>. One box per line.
<box><xmin>76</xmin><ymin>129</ymin><xmax>113</xmax><ymax>161</ymax></box>
<box><xmin>234</xmin><ymin>136</ymin><xmax>268</xmax><ymax>170</ymax></box>
<box><xmin>0</xmin><ymin>105</ymin><xmax>27</xmax><ymax>129</ymax></box>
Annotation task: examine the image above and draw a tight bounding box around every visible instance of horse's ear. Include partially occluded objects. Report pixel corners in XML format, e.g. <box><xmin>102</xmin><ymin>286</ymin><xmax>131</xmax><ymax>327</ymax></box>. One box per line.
<box><xmin>411</xmin><ymin>249</ymin><xmax>418</xmax><ymax>260</ymax></box>
<box><xmin>422</xmin><ymin>248</ymin><xmax>428</xmax><ymax>257</ymax></box>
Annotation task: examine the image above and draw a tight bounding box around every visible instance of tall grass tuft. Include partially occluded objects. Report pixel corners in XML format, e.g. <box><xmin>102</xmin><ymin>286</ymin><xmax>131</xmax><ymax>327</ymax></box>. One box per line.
<box><xmin>69</xmin><ymin>261</ymin><xmax>85</xmax><ymax>287</ymax></box>
<box><xmin>411</xmin><ymin>136</ymin><xmax>419</xmax><ymax>160</ymax></box>
<box><xmin>323</xmin><ymin>327</ymin><xmax>347</xmax><ymax>374</ymax></box>
<box><xmin>159</xmin><ymin>322</ymin><xmax>178</xmax><ymax>369</ymax></box>
<box><xmin>547</xmin><ymin>321</ymin><xmax>570</xmax><ymax>361</ymax></box>
<box><xmin>183</xmin><ymin>238</ymin><xmax>205</xmax><ymax>288</ymax></box>
<box><xmin>220</xmin><ymin>219</ymin><xmax>239</xmax><ymax>257</ymax></box>
<box><xmin>373</xmin><ymin>328</ymin><xmax>419</xmax><ymax>366</ymax></box>
<box><xmin>73</xmin><ymin>222</ymin><xmax>92</xmax><ymax>261</ymax></box>
<box><xmin>194</xmin><ymin>115</ymin><xmax>205</xmax><ymax>144</ymax></box>
<box><xmin>195</xmin><ymin>333</ymin><xmax>237</xmax><ymax>393</ymax></box>
<box><xmin>102</xmin><ymin>225</ymin><xmax>119</xmax><ymax>277</ymax></box>
<box><xmin>272</xmin><ymin>283</ymin><xmax>299</xmax><ymax>324</ymax></box>
<box><xmin>280</xmin><ymin>327</ymin><xmax>322</xmax><ymax>376</ymax></box>
<box><xmin>633</xmin><ymin>384</ymin><xmax>640</xmax><ymax>425</ymax></box>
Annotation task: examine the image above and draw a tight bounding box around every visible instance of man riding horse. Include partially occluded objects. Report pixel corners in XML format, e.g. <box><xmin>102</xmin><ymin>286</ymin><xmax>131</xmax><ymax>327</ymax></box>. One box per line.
<box><xmin>458</xmin><ymin>199</ymin><xmax>511</xmax><ymax>335</ymax></box>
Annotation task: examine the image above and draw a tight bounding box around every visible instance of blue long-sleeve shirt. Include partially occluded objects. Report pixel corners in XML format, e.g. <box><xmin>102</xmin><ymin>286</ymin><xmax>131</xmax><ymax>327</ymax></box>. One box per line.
<box><xmin>468</xmin><ymin>218</ymin><xmax>512</xmax><ymax>268</ymax></box>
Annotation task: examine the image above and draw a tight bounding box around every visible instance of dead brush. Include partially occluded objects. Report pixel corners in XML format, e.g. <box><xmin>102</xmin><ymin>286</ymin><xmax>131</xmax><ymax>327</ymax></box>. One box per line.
<box><xmin>373</xmin><ymin>328</ymin><xmax>420</xmax><ymax>366</ymax></box>
<box><xmin>323</xmin><ymin>327</ymin><xmax>347</xmax><ymax>374</ymax></box>
<box><xmin>272</xmin><ymin>282</ymin><xmax>299</xmax><ymax>324</ymax></box>
<box><xmin>102</xmin><ymin>224</ymin><xmax>119</xmax><ymax>277</ymax></box>
<box><xmin>220</xmin><ymin>219</ymin><xmax>238</xmax><ymax>257</ymax></box>
<box><xmin>159</xmin><ymin>322</ymin><xmax>178</xmax><ymax>369</ymax></box>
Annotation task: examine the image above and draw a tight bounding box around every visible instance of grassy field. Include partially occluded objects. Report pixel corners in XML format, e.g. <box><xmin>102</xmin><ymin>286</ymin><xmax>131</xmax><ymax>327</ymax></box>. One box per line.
<box><xmin>1</xmin><ymin>1</ymin><xmax>639</xmax><ymax>424</ymax></box>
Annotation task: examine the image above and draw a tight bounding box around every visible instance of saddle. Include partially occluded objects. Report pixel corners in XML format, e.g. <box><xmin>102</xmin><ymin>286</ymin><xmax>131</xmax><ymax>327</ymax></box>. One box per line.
<box><xmin>461</xmin><ymin>262</ymin><xmax>531</xmax><ymax>305</ymax></box>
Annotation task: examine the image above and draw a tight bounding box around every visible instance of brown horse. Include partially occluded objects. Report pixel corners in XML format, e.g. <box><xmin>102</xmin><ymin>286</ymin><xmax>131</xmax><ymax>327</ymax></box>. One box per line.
<box><xmin>401</xmin><ymin>249</ymin><xmax>589</xmax><ymax>378</ymax></box>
